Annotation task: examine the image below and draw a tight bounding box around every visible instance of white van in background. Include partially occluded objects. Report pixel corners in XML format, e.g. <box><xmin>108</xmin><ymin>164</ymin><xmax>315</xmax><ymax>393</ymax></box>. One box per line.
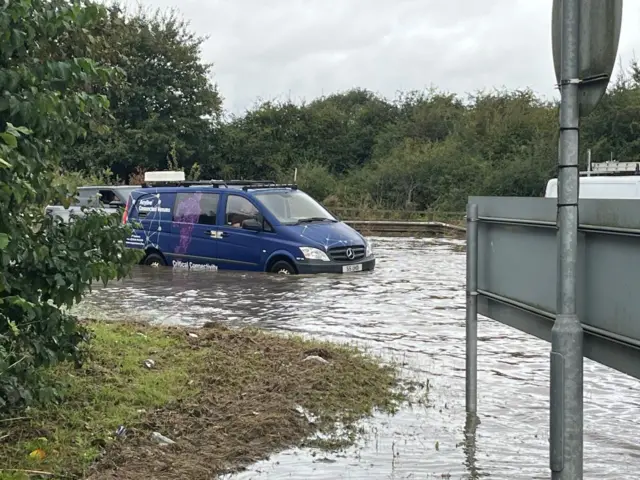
<box><xmin>544</xmin><ymin>161</ymin><xmax>640</xmax><ymax>199</ymax></box>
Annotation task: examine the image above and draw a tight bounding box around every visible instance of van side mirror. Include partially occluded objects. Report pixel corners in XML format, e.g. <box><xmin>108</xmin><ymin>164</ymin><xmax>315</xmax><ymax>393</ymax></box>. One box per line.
<box><xmin>242</xmin><ymin>218</ymin><xmax>262</xmax><ymax>231</ymax></box>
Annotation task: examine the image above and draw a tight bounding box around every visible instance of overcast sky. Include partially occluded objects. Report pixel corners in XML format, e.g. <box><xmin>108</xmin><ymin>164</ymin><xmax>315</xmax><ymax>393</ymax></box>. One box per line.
<box><xmin>121</xmin><ymin>0</ymin><xmax>640</xmax><ymax>115</ymax></box>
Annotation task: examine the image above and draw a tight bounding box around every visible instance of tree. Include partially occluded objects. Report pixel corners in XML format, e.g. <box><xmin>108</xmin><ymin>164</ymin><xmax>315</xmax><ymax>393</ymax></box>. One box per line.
<box><xmin>61</xmin><ymin>4</ymin><xmax>223</xmax><ymax>181</ymax></box>
<box><xmin>209</xmin><ymin>100</ymin><xmax>313</xmax><ymax>181</ymax></box>
<box><xmin>207</xmin><ymin>89</ymin><xmax>399</xmax><ymax>181</ymax></box>
<box><xmin>0</xmin><ymin>0</ymin><xmax>141</xmax><ymax>412</ymax></box>
<box><xmin>210</xmin><ymin>84</ymin><xmax>565</xmax><ymax>211</ymax></box>
<box><xmin>581</xmin><ymin>61</ymin><xmax>640</xmax><ymax>165</ymax></box>
<box><xmin>282</xmin><ymin>161</ymin><xmax>337</xmax><ymax>203</ymax></box>
<box><xmin>305</xmin><ymin>89</ymin><xmax>398</xmax><ymax>173</ymax></box>
<box><xmin>44</xmin><ymin>13</ymin><xmax>640</xmax><ymax>215</ymax></box>
<box><xmin>372</xmin><ymin>89</ymin><xmax>465</xmax><ymax>158</ymax></box>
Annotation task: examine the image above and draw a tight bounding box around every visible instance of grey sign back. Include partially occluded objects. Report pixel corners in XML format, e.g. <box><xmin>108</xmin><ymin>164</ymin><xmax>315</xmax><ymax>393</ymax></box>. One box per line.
<box><xmin>552</xmin><ymin>0</ymin><xmax>623</xmax><ymax>117</ymax></box>
<box><xmin>470</xmin><ymin>195</ymin><xmax>640</xmax><ymax>380</ymax></box>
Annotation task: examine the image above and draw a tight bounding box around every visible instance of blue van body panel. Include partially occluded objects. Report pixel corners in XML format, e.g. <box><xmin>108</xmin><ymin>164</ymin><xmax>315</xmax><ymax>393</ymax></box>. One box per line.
<box><xmin>214</xmin><ymin>192</ymin><xmax>264</xmax><ymax>271</ymax></box>
<box><xmin>168</xmin><ymin>191</ymin><xmax>219</xmax><ymax>268</ymax></box>
<box><xmin>284</xmin><ymin>222</ymin><xmax>364</xmax><ymax>249</ymax></box>
<box><xmin>124</xmin><ymin>191</ymin><xmax>172</xmax><ymax>252</ymax></box>
<box><xmin>124</xmin><ymin>185</ymin><xmax>375</xmax><ymax>274</ymax></box>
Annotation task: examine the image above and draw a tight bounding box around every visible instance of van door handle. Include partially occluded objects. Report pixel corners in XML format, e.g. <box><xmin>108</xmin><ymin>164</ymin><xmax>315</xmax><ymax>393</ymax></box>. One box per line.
<box><xmin>220</xmin><ymin>232</ymin><xmax>229</xmax><ymax>237</ymax></box>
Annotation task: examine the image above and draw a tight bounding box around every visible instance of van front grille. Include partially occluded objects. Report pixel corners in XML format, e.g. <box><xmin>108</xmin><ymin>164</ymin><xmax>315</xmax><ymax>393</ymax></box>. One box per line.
<box><xmin>328</xmin><ymin>245</ymin><xmax>365</xmax><ymax>262</ymax></box>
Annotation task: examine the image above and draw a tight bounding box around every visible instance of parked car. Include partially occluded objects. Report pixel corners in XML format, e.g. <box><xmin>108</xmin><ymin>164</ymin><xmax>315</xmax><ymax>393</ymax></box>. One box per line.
<box><xmin>122</xmin><ymin>171</ymin><xmax>375</xmax><ymax>274</ymax></box>
<box><xmin>45</xmin><ymin>185</ymin><xmax>137</xmax><ymax>223</ymax></box>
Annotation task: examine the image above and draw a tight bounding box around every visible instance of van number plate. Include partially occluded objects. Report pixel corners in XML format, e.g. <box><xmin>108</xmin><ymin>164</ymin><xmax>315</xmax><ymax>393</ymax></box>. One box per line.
<box><xmin>342</xmin><ymin>263</ymin><xmax>363</xmax><ymax>273</ymax></box>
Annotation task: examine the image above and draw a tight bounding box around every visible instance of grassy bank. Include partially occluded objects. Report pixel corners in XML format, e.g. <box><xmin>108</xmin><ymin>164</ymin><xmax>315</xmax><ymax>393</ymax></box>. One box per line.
<box><xmin>0</xmin><ymin>321</ymin><xmax>406</xmax><ymax>479</ymax></box>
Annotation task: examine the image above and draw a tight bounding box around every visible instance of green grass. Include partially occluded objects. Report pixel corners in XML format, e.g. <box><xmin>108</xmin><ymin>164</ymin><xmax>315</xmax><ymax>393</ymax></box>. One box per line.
<box><xmin>1</xmin><ymin>322</ymin><xmax>204</xmax><ymax>479</ymax></box>
<box><xmin>0</xmin><ymin>321</ymin><xmax>407</xmax><ymax>479</ymax></box>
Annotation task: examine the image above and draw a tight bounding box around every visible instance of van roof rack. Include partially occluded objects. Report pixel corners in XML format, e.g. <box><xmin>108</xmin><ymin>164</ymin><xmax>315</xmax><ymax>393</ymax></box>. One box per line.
<box><xmin>170</xmin><ymin>179</ymin><xmax>276</xmax><ymax>187</ymax></box>
<box><xmin>140</xmin><ymin>171</ymin><xmax>282</xmax><ymax>189</ymax></box>
<box><xmin>241</xmin><ymin>183</ymin><xmax>298</xmax><ymax>191</ymax></box>
<box><xmin>142</xmin><ymin>170</ymin><xmax>277</xmax><ymax>190</ymax></box>
<box><xmin>583</xmin><ymin>160</ymin><xmax>640</xmax><ymax>176</ymax></box>
<box><xmin>228</xmin><ymin>180</ymin><xmax>276</xmax><ymax>186</ymax></box>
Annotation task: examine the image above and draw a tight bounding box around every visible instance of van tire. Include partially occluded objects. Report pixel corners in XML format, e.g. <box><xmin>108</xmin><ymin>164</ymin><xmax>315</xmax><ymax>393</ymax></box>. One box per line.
<box><xmin>269</xmin><ymin>260</ymin><xmax>296</xmax><ymax>275</ymax></box>
<box><xmin>143</xmin><ymin>252</ymin><xmax>167</xmax><ymax>267</ymax></box>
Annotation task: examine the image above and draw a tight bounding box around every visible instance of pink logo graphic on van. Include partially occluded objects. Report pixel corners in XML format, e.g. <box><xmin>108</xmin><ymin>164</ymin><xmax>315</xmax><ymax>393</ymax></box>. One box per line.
<box><xmin>173</xmin><ymin>193</ymin><xmax>202</xmax><ymax>254</ymax></box>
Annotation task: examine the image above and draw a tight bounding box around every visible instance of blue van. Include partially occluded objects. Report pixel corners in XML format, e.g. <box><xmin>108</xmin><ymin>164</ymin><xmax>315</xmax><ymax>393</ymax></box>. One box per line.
<box><xmin>122</xmin><ymin>173</ymin><xmax>375</xmax><ymax>275</ymax></box>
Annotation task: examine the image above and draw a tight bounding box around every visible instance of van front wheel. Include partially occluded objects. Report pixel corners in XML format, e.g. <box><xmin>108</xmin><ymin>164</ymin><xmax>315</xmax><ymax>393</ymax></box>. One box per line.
<box><xmin>269</xmin><ymin>260</ymin><xmax>296</xmax><ymax>275</ymax></box>
<box><xmin>143</xmin><ymin>252</ymin><xmax>167</xmax><ymax>267</ymax></box>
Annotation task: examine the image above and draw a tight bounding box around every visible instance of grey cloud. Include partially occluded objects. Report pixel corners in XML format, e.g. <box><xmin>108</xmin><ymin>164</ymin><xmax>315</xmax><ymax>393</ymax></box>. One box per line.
<box><xmin>120</xmin><ymin>0</ymin><xmax>640</xmax><ymax>114</ymax></box>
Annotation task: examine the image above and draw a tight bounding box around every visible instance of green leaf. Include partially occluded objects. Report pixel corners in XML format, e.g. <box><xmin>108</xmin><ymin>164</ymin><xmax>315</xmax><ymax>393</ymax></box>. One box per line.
<box><xmin>6</xmin><ymin>123</ymin><xmax>32</xmax><ymax>136</ymax></box>
<box><xmin>0</xmin><ymin>132</ymin><xmax>17</xmax><ymax>148</ymax></box>
<box><xmin>0</xmin><ymin>233</ymin><xmax>8</xmax><ymax>250</ymax></box>
<box><xmin>7</xmin><ymin>320</ymin><xmax>19</xmax><ymax>336</ymax></box>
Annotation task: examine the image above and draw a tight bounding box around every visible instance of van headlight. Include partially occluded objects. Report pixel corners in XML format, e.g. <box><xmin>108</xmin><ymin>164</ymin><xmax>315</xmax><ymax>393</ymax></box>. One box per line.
<box><xmin>365</xmin><ymin>240</ymin><xmax>373</xmax><ymax>257</ymax></box>
<box><xmin>299</xmin><ymin>246</ymin><xmax>330</xmax><ymax>261</ymax></box>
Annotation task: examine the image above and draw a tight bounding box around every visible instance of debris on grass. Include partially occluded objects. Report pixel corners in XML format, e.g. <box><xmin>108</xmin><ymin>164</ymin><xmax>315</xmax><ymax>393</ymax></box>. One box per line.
<box><xmin>0</xmin><ymin>320</ymin><xmax>406</xmax><ymax>480</ymax></box>
<box><xmin>149</xmin><ymin>432</ymin><xmax>175</xmax><ymax>446</ymax></box>
<box><xmin>303</xmin><ymin>354</ymin><xmax>330</xmax><ymax>365</ymax></box>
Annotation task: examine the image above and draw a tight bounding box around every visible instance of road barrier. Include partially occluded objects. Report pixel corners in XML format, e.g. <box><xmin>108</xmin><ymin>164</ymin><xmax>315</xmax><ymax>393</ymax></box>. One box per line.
<box><xmin>345</xmin><ymin>219</ymin><xmax>465</xmax><ymax>237</ymax></box>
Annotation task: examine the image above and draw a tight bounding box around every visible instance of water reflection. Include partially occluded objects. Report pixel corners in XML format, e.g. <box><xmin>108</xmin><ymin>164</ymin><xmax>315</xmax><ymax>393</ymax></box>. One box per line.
<box><xmin>463</xmin><ymin>414</ymin><xmax>483</xmax><ymax>480</ymax></box>
<box><xmin>74</xmin><ymin>237</ymin><xmax>640</xmax><ymax>479</ymax></box>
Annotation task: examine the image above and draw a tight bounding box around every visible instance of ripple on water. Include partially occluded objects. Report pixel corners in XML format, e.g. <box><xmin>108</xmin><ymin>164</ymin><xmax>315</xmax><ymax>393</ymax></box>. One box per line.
<box><xmin>73</xmin><ymin>236</ymin><xmax>640</xmax><ymax>479</ymax></box>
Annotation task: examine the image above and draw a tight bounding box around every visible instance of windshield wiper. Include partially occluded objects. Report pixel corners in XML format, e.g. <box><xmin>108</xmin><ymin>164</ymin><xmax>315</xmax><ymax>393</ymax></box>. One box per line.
<box><xmin>296</xmin><ymin>217</ymin><xmax>337</xmax><ymax>224</ymax></box>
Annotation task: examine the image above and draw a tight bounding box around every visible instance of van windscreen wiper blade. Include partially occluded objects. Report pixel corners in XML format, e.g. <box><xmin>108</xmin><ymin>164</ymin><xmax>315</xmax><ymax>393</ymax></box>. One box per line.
<box><xmin>296</xmin><ymin>217</ymin><xmax>337</xmax><ymax>224</ymax></box>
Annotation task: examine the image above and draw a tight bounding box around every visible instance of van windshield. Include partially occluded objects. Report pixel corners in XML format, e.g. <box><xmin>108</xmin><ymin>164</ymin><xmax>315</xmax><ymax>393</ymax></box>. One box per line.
<box><xmin>255</xmin><ymin>190</ymin><xmax>336</xmax><ymax>225</ymax></box>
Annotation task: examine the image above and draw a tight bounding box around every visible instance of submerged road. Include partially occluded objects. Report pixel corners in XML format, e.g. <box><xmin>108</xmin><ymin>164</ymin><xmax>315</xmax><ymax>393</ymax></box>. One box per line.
<box><xmin>75</xmin><ymin>236</ymin><xmax>639</xmax><ymax>479</ymax></box>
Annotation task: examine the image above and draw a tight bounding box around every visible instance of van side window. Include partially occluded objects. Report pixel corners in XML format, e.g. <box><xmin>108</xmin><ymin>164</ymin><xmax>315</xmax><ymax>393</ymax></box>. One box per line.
<box><xmin>98</xmin><ymin>189</ymin><xmax>117</xmax><ymax>205</ymax></box>
<box><xmin>78</xmin><ymin>189</ymin><xmax>100</xmax><ymax>206</ymax></box>
<box><xmin>173</xmin><ymin>193</ymin><xmax>219</xmax><ymax>225</ymax></box>
<box><xmin>225</xmin><ymin>195</ymin><xmax>259</xmax><ymax>228</ymax></box>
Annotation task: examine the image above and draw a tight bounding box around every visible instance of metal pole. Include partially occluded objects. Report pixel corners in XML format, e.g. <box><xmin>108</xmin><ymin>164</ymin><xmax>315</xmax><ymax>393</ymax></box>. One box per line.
<box><xmin>551</xmin><ymin>0</ymin><xmax>583</xmax><ymax>478</ymax></box>
<box><xmin>465</xmin><ymin>203</ymin><xmax>478</xmax><ymax>415</ymax></box>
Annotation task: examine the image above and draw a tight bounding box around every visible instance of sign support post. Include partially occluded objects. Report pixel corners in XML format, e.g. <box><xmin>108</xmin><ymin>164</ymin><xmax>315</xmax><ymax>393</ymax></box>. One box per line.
<box><xmin>465</xmin><ymin>203</ymin><xmax>478</xmax><ymax>415</ymax></box>
<box><xmin>551</xmin><ymin>0</ymin><xmax>582</xmax><ymax>477</ymax></box>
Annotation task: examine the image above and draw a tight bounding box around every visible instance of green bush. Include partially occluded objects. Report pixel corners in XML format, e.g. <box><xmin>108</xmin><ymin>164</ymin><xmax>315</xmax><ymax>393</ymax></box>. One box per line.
<box><xmin>0</xmin><ymin>0</ymin><xmax>142</xmax><ymax>412</ymax></box>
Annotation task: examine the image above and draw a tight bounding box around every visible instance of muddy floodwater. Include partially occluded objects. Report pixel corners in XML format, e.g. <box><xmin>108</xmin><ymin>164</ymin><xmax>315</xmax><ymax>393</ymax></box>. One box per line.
<box><xmin>74</xmin><ymin>237</ymin><xmax>640</xmax><ymax>479</ymax></box>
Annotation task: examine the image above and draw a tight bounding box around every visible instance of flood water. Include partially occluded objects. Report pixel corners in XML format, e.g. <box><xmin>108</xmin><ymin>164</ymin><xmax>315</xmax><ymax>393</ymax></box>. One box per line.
<box><xmin>74</xmin><ymin>237</ymin><xmax>640</xmax><ymax>479</ymax></box>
